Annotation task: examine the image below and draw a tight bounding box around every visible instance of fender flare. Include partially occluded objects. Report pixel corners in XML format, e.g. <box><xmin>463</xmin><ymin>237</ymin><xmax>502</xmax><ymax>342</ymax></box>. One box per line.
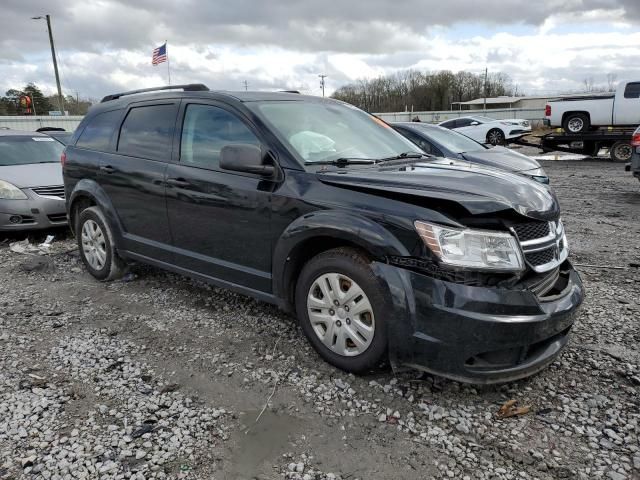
<box><xmin>272</xmin><ymin>209</ymin><xmax>411</xmax><ymax>307</ymax></box>
<box><xmin>68</xmin><ymin>179</ymin><xmax>124</xmax><ymax>248</ymax></box>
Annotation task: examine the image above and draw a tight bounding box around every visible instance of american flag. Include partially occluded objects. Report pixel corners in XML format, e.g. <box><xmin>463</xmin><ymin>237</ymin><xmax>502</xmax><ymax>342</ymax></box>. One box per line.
<box><xmin>152</xmin><ymin>43</ymin><xmax>167</xmax><ymax>65</ymax></box>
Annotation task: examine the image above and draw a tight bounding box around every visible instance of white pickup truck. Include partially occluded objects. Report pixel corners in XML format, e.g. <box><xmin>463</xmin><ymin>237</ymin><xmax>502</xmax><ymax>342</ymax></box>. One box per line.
<box><xmin>545</xmin><ymin>80</ymin><xmax>640</xmax><ymax>133</ymax></box>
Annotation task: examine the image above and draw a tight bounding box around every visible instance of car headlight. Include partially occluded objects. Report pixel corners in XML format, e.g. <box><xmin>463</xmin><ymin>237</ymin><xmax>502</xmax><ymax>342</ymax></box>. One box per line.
<box><xmin>0</xmin><ymin>180</ymin><xmax>28</xmax><ymax>200</ymax></box>
<box><xmin>414</xmin><ymin>221</ymin><xmax>524</xmax><ymax>271</ymax></box>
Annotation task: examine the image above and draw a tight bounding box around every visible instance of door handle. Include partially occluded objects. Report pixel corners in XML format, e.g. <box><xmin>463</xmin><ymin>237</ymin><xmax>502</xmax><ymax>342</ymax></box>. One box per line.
<box><xmin>100</xmin><ymin>165</ymin><xmax>115</xmax><ymax>174</ymax></box>
<box><xmin>166</xmin><ymin>177</ymin><xmax>190</xmax><ymax>188</ymax></box>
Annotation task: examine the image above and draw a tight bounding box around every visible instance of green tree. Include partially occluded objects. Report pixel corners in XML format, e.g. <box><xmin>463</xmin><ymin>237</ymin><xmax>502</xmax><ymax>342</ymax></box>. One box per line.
<box><xmin>23</xmin><ymin>83</ymin><xmax>53</xmax><ymax>115</ymax></box>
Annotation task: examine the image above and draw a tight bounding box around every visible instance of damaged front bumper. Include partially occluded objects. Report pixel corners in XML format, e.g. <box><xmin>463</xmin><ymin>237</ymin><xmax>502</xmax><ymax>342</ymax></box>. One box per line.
<box><xmin>374</xmin><ymin>260</ymin><xmax>584</xmax><ymax>384</ymax></box>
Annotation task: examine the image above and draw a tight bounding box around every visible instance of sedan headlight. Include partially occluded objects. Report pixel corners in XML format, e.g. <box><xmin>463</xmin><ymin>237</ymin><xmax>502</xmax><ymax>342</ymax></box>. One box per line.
<box><xmin>0</xmin><ymin>180</ymin><xmax>28</xmax><ymax>200</ymax></box>
<box><xmin>414</xmin><ymin>221</ymin><xmax>524</xmax><ymax>271</ymax></box>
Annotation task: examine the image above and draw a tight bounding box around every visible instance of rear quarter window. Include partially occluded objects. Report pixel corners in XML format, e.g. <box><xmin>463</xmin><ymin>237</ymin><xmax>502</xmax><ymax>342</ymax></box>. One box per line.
<box><xmin>76</xmin><ymin>109</ymin><xmax>122</xmax><ymax>151</ymax></box>
<box><xmin>117</xmin><ymin>104</ymin><xmax>178</xmax><ymax>162</ymax></box>
<box><xmin>623</xmin><ymin>82</ymin><xmax>640</xmax><ymax>99</ymax></box>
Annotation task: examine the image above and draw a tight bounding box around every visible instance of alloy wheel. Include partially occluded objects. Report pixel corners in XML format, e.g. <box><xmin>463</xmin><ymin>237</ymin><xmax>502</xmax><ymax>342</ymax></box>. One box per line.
<box><xmin>81</xmin><ymin>219</ymin><xmax>107</xmax><ymax>271</ymax></box>
<box><xmin>307</xmin><ymin>273</ymin><xmax>375</xmax><ymax>357</ymax></box>
<box><xmin>488</xmin><ymin>130</ymin><xmax>504</xmax><ymax>145</ymax></box>
<box><xmin>567</xmin><ymin>118</ymin><xmax>584</xmax><ymax>133</ymax></box>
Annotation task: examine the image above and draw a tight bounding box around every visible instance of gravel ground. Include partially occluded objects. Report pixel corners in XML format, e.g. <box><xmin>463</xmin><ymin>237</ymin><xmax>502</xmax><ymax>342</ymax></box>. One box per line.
<box><xmin>0</xmin><ymin>160</ymin><xmax>639</xmax><ymax>480</ymax></box>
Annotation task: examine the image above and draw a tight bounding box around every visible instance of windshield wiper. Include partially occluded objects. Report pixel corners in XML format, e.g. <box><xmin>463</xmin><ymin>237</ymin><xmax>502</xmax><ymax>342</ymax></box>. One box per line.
<box><xmin>380</xmin><ymin>152</ymin><xmax>430</xmax><ymax>161</ymax></box>
<box><xmin>305</xmin><ymin>157</ymin><xmax>380</xmax><ymax>166</ymax></box>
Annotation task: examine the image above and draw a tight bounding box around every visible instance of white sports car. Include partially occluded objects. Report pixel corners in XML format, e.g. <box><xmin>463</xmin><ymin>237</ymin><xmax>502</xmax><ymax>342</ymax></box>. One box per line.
<box><xmin>438</xmin><ymin>115</ymin><xmax>531</xmax><ymax>145</ymax></box>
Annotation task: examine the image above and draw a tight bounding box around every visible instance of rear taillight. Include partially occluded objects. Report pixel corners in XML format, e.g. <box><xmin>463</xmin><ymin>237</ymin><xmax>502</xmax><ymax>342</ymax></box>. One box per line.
<box><xmin>60</xmin><ymin>150</ymin><xmax>67</xmax><ymax>166</ymax></box>
<box><xmin>545</xmin><ymin>105</ymin><xmax>551</xmax><ymax>117</ymax></box>
<box><xmin>631</xmin><ymin>132</ymin><xmax>640</xmax><ymax>147</ymax></box>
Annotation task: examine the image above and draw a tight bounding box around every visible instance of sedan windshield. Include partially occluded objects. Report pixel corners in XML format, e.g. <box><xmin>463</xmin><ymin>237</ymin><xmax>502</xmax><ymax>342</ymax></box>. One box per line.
<box><xmin>249</xmin><ymin>101</ymin><xmax>421</xmax><ymax>166</ymax></box>
<box><xmin>0</xmin><ymin>136</ymin><xmax>64</xmax><ymax>166</ymax></box>
<box><xmin>415</xmin><ymin>126</ymin><xmax>486</xmax><ymax>154</ymax></box>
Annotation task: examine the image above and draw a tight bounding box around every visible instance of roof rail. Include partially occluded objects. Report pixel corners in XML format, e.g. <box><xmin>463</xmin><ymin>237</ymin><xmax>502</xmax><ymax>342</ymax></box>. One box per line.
<box><xmin>101</xmin><ymin>84</ymin><xmax>209</xmax><ymax>103</ymax></box>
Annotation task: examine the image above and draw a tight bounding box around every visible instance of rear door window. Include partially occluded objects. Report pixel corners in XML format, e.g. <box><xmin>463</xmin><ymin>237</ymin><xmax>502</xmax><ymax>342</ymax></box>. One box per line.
<box><xmin>117</xmin><ymin>104</ymin><xmax>178</xmax><ymax>161</ymax></box>
<box><xmin>623</xmin><ymin>82</ymin><xmax>640</xmax><ymax>99</ymax></box>
<box><xmin>180</xmin><ymin>104</ymin><xmax>260</xmax><ymax>170</ymax></box>
<box><xmin>439</xmin><ymin>119</ymin><xmax>456</xmax><ymax>129</ymax></box>
<box><xmin>455</xmin><ymin>118</ymin><xmax>473</xmax><ymax>128</ymax></box>
<box><xmin>76</xmin><ymin>110</ymin><xmax>122</xmax><ymax>151</ymax></box>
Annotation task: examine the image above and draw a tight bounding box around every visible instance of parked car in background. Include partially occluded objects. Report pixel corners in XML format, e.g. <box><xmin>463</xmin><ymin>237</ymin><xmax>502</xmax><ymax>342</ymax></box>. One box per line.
<box><xmin>0</xmin><ymin>129</ymin><xmax>67</xmax><ymax>230</ymax></box>
<box><xmin>63</xmin><ymin>84</ymin><xmax>583</xmax><ymax>384</ymax></box>
<box><xmin>392</xmin><ymin>122</ymin><xmax>549</xmax><ymax>184</ymax></box>
<box><xmin>629</xmin><ymin>126</ymin><xmax>640</xmax><ymax>183</ymax></box>
<box><xmin>36</xmin><ymin>127</ymin><xmax>74</xmax><ymax>146</ymax></box>
<box><xmin>545</xmin><ymin>80</ymin><xmax>640</xmax><ymax>133</ymax></box>
<box><xmin>438</xmin><ymin>115</ymin><xmax>531</xmax><ymax>145</ymax></box>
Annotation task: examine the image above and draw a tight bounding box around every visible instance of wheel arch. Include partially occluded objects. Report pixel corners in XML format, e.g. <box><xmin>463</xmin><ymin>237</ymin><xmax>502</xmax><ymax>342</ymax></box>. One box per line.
<box><xmin>68</xmin><ymin>179</ymin><xmax>124</xmax><ymax>246</ymax></box>
<box><xmin>272</xmin><ymin>210</ymin><xmax>410</xmax><ymax>313</ymax></box>
<box><xmin>561</xmin><ymin>110</ymin><xmax>591</xmax><ymax>125</ymax></box>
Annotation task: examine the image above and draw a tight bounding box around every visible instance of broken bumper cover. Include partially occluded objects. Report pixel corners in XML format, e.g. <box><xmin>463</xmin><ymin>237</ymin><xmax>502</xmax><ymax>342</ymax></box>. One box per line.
<box><xmin>376</xmin><ymin>261</ymin><xmax>584</xmax><ymax>384</ymax></box>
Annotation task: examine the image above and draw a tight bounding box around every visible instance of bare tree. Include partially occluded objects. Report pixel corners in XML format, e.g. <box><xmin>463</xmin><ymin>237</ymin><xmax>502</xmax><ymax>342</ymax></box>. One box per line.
<box><xmin>606</xmin><ymin>73</ymin><xmax>618</xmax><ymax>92</ymax></box>
<box><xmin>331</xmin><ymin>69</ymin><xmax>516</xmax><ymax>112</ymax></box>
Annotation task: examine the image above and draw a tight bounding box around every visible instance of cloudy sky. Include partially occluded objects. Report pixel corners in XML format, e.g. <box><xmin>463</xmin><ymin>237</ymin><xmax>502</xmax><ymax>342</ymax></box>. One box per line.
<box><xmin>1</xmin><ymin>0</ymin><xmax>639</xmax><ymax>102</ymax></box>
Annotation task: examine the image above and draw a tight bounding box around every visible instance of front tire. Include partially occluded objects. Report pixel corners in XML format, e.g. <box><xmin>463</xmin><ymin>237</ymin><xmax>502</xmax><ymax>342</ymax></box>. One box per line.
<box><xmin>77</xmin><ymin>206</ymin><xmax>127</xmax><ymax>281</ymax></box>
<box><xmin>295</xmin><ymin>247</ymin><xmax>388</xmax><ymax>373</ymax></box>
<box><xmin>487</xmin><ymin>128</ymin><xmax>505</xmax><ymax>146</ymax></box>
<box><xmin>563</xmin><ymin>113</ymin><xmax>590</xmax><ymax>134</ymax></box>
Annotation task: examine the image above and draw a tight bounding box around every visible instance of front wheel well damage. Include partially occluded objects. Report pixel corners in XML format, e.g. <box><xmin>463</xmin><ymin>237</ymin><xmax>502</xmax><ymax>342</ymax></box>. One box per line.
<box><xmin>282</xmin><ymin>237</ymin><xmax>375</xmax><ymax>313</ymax></box>
<box><xmin>69</xmin><ymin>195</ymin><xmax>96</xmax><ymax>234</ymax></box>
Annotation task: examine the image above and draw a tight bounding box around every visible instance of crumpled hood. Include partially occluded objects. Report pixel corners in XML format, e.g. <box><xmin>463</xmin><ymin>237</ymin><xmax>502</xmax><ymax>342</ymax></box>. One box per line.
<box><xmin>317</xmin><ymin>160</ymin><xmax>559</xmax><ymax>221</ymax></box>
<box><xmin>461</xmin><ymin>146</ymin><xmax>542</xmax><ymax>173</ymax></box>
<box><xmin>0</xmin><ymin>163</ymin><xmax>63</xmax><ymax>188</ymax></box>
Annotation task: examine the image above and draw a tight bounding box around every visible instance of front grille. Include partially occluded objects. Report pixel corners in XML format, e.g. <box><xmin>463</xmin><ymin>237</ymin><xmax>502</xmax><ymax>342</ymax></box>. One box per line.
<box><xmin>526</xmin><ymin>247</ymin><xmax>556</xmax><ymax>267</ymax></box>
<box><xmin>512</xmin><ymin>221</ymin><xmax>550</xmax><ymax>241</ymax></box>
<box><xmin>47</xmin><ymin>213</ymin><xmax>67</xmax><ymax>223</ymax></box>
<box><xmin>32</xmin><ymin>185</ymin><xmax>65</xmax><ymax>199</ymax></box>
<box><xmin>527</xmin><ymin>268</ymin><xmax>560</xmax><ymax>297</ymax></box>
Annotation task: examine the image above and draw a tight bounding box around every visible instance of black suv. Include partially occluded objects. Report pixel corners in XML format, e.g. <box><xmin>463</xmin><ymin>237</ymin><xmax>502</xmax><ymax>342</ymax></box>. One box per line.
<box><xmin>63</xmin><ymin>84</ymin><xmax>584</xmax><ymax>384</ymax></box>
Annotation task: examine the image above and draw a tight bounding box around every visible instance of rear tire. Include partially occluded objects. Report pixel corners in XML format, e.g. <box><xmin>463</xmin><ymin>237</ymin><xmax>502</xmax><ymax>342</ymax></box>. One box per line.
<box><xmin>486</xmin><ymin>129</ymin><xmax>505</xmax><ymax>146</ymax></box>
<box><xmin>563</xmin><ymin>113</ymin><xmax>590</xmax><ymax>134</ymax></box>
<box><xmin>77</xmin><ymin>206</ymin><xmax>127</xmax><ymax>281</ymax></box>
<box><xmin>295</xmin><ymin>247</ymin><xmax>388</xmax><ymax>373</ymax></box>
<box><xmin>610</xmin><ymin>141</ymin><xmax>633</xmax><ymax>162</ymax></box>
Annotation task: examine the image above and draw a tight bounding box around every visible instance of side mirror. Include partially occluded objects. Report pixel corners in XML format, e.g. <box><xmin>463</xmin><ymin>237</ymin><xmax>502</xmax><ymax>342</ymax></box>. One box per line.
<box><xmin>220</xmin><ymin>144</ymin><xmax>275</xmax><ymax>176</ymax></box>
<box><xmin>470</xmin><ymin>121</ymin><xmax>480</xmax><ymax>126</ymax></box>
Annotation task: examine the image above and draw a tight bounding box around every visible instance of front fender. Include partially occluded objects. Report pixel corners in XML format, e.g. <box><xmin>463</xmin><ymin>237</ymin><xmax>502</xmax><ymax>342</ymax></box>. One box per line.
<box><xmin>68</xmin><ymin>179</ymin><xmax>124</xmax><ymax>247</ymax></box>
<box><xmin>272</xmin><ymin>209</ymin><xmax>411</xmax><ymax>306</ymax></box>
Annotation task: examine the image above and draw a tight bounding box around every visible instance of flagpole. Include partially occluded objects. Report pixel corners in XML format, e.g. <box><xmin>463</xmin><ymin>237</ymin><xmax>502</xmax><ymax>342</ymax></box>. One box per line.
<box><xmin>166</xmin><ymin>41</ymin><xmax>171</xmax><ymax>85</ymax></box>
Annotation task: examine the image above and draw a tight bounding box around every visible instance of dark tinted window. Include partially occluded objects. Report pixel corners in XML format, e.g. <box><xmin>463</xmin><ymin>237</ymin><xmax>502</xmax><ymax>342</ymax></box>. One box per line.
<box><xmin>623</xmin><ymin>82</ymin><xmax>640</xmax><ymax>99</ymax></box>
<box><xmin>396</xmin><ymin>128</ymin><xmax>435</xmax><ymax>154</ymax></box>
<box><xmin>118</xmin><ymin>104</ymin><xmax>177</xmax><ymax>161</ymax></box>
<box><xmin>76</xmin><ymin>110</ymin><xmax>122</xmax><ymax>151</ymax></box>
<box><xmin>456</xmin><ymin>118</ymin><xmax>473</xmax><ymax>128</ymax></box>
<box><xmin>180</xmin><ymin>104</ymin><xmax>259</xmax><ymax>169</ymax></box>
<box><xmin>440</xmin><ymin>119</ymin><xmax>456</xmax><ymax>129</ymax></box>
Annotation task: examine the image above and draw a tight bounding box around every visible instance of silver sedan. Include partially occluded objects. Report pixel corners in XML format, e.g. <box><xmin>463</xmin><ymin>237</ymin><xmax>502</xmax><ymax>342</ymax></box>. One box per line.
<box><xmin>0</xmin><ymin>129</ymin><xmax>67</xmax><ymax>231</ymax></box>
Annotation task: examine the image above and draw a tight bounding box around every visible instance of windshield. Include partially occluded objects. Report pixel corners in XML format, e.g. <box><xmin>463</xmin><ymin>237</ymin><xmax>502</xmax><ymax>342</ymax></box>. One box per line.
<box><xmin>470</xmin><ymin>116</ymin><xmax>496</xmax><ymax>123</ymax></box>
<box><xmin>248</xmin><ymin>101</ymin><xmax>421</xmax><ymax>166</ymax></box>
<box><xmin>415</xmin><ymin>125</ymin><xmax>486</xmax><ymax>153</ymax></box>
<box><xmin>0</xmin><ymin>136</ymin><xmax>64</xmax><ymax>166</ymax></box>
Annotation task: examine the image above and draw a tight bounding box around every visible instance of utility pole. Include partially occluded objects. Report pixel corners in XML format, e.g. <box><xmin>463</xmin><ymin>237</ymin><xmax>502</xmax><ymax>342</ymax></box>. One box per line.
<box><xmin>242</xmin><ymin>80</ymin><xmax>248</xmax><ymax>91</ymax></box>
<box><xmin>483</xmin><ymin>67</ymin><xmax>488</xmax><ymax>112</ymax></box>
<box><xmin>318</xmin><ymin>74</ymin><xmax>327</xmax><ymax>97</ymax></box>
<box><xmin>32</xmin><ymin>14</ymin><xmax>64</xmax><ymax>115</ymax></box>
